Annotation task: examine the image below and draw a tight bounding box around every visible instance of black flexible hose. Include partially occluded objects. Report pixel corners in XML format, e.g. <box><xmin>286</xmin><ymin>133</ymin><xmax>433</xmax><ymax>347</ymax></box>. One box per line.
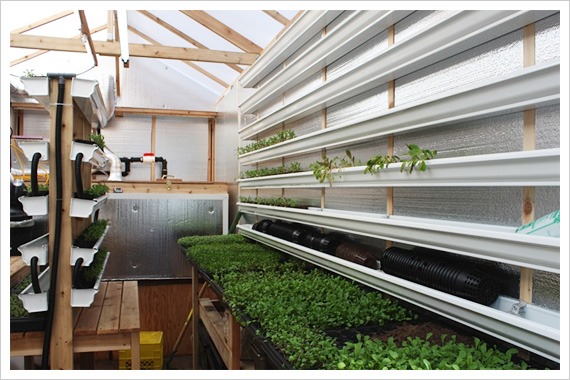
<box><xmin>72</xmin><ymin>258</ymin><xmax>84</xmax><ymax>289</ymax></box>
<box><xmin>75</xmin><ymin>152</ymin><xmax>86</xmax><ymax>199</ymax></box>
<box><xmin>41</xmin><ymin>76</ymin><xmax>65</xmax><ymax>369</ymax></box>
<box><xmin>30</xmin><ymin>152</ymin><xmax>42</xmax><ymax>196</ymax></box>
<box><xmin>30</xmin><ymin>256</ymin><xmax>41</xmax><ymax>294</ymax></box>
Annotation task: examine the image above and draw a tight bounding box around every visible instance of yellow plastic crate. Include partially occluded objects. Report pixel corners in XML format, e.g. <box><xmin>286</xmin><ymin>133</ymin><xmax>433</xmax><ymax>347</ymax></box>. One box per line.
<box><xmin>119</xmin><ymin>331</ymin><xmax>163</xmax><ymax>370</ymax></box>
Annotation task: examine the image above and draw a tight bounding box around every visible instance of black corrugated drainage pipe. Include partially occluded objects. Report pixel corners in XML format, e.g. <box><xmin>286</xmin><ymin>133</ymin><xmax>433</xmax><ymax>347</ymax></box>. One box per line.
<box><xmin>380</xmin><ymin>247</ymin><xmax>500</xmax><ymax>306</ymax></box>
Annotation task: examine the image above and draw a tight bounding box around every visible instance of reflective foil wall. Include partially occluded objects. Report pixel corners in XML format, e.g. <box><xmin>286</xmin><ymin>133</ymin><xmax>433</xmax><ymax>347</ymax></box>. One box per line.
<box><xmin>99</xmin><ymin>194</ymin><xmax>227</xmax><ymax>280</ymax></box>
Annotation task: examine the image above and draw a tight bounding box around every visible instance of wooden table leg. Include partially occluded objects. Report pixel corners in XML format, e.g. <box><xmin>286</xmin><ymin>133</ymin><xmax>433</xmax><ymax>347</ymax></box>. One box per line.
<box><xmin>130</xmin><ymin>331</ymin><xmax>140</xmax><ymax>370</ymax></box>
<box><xmin>228</xmin><ymin>314</ymin><xmax>241</xmax><ymax>370</ymax></box>
<box><xmin>192</xmin><ymin>266</ymin><xmax>200</xmax><ymax>370</ymax></box>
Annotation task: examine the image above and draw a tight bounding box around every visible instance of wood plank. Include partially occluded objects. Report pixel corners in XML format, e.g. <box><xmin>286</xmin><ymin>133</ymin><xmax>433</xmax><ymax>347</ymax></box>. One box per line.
<box><xmin>74</xmin><ymin>282</ymin><xmax>108</xmax><ymax>336</ymax></box>
<box><xmin>192</xmin><ymin>268</ymin><xmax>200</xmax><ymax>369</ymax></box>
<box><xmin>263</xmin><ymin>10</ymin><xmax>290</xmax><ymax>26</ymax></box>
<box><xmin>10</xmin><ymin>257</ymin><xmax>30</xmax><ymax>288</ymax></box>
<box><xmin>119</xmin><ymin>281</ymin><xmax>140</xmax><ymax>333</ymax></box>
<box><xmin>228</xmin><ymin>313</ymin><xmax>241</xmax><ymax>370</ymax></box>
<box><xmin>73</xmin><ymin>333</ymin><xmax>131</xmax><ymax>353</ymax></box>
<box><xmin>137</xmin><ymin>10</ymin><xmax>243</xmax><ymax>74</ymax></box>
<box><xmin>11</xmin><ymin>10</ymin><xmax>74</xmax><ymax>34</ymax></box>
<box><xmin>97</xmin><ymin>281</ymin><xmax>123</xmax><ymax>335</ymax></box>
<box><xmin>78</xmin><ymin>10</ymin><xmax>98</xmax><ymax>66</ymax></box>
<box><xmin>10</xmin><ymin>33</ymin><xmax>259</xmax><ymax>64</ymax></box>
<box><xmin>128</xmin><ymin>25</ymin><xmax>230</xmax><ymax>88</ymax></box>
<box><xmin>49</xmin><ymin>77</ymin><xmax>76</xmax><ymax>370</ymax></box>
<box><xmin>199</xmin><ymin>298</ymin><xmax>231</xmax><ymax>368</ymax></box>
<box><xmin>114</xmin><ymin>106</ymin><xmax>217</xmax><ymax>118</ymax></box>
<box><xmin>94</xmin><ymin>180</ymin><xmax>228</xmax><ymax>194</ymax></box>
<box><xmin>181</xmin><ymin>10</ymin><xmax>262</xmax><ymax>54</ymax></box>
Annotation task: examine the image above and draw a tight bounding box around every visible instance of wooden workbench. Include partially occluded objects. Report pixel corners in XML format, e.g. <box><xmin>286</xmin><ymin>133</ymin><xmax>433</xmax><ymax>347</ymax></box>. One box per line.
<box><xmin>10</xmin><ymin>280</ymin><xmax>140</xmax><ymax>370</ymax></box>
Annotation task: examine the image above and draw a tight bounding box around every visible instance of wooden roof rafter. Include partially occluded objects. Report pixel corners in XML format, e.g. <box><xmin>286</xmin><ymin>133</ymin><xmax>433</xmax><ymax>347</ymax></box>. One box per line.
<box><xmin>180</xmin><ymin>10</ymin><xmax>263</xmax><ymax>54</ymax></box>
<box><xmin>10</xmin><ymin>24</ymin><xmax>107</xmax><ymax>67</ymax></box>
<box><xmin>137</xmin><ymin>10</ymin><xmax>243</xmax><ymax>74</ymax></box>
<box><xmin>11</xmin><ymin>10</ymin><xmax>75</xmax><ymax>34</ymax></box>
<box><xmin>128</xmin><ymin>25</ymin><xmax>229</xmax><ymax>88</ymax></box>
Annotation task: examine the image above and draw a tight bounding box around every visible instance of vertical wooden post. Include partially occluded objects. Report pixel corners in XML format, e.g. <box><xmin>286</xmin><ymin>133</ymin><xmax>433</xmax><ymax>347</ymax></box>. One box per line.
<box><xmin>228</xmin><ymin>314</ymin><xmax>241</xmax><ymax>369</ymax></box>
<box><xmin>191</xmin><ymin>266</ymin><xmax>200</xmax><ymax>369</ymax></box>
<box><xmin>208</xmin><ymin>118</ymin><xmax>216</xmax><ymax>182</ymax></box>
<box><xmin>385</xmin><ymin>25</ymin><xmax>396</xmax><ymax>249</ymax></box>
<box><xmin>48</xmin><ymin>76</ymin><xmax>75</xmax><ymax>369</ymax></box>
<box><xmin>520</xmin><ymin>23</ymin><xmax>536</xmax><ymax>303</ymax></box>
<box><xmin>150</xmin><ymin>116</ymin><xmax>156</xmax><ymax>180</ymax></box>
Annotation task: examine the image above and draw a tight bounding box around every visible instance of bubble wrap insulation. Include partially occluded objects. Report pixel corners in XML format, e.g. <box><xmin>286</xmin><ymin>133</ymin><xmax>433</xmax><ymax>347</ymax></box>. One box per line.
<box><xmin>536</xmin><ymin>105</ymin><xmax>560</xmax><ymax>150</ymax></box>
<box><xmin>326</xmin><ymin>29</ymin><xmax>389</xmax><ymax>82</ymax></box>
<box><xmin>284</xmin><ymin>110</ymin><xmax>323</xmax><ymax>137</ymax></box>
<box><xmin>325</xmin><ymin>187</ymin><xmax>388</xmax><ymax>214</ymax></box>
<box><xmin>326</xmin><ymin>85</ymin><xmax>389</xmax><ymax>129</ymax></box>
<box><xmin>394</xmin><ymin>10</ymin><xmax>451</xmax><ymax>44</ymax></box>
<box><xmin>21</xmin><ymin>110</ymin><xmax>51</xmax><ymax>139</ymax></box>
<box><xmin>535</xmin><ymin>13</ymin><xmax>560</xmax><ymax>65</ymax></box>
<box><xmin>395</xmin><ymin>28</ymin><xmax>523</xmax><ymax>107</ymax></box>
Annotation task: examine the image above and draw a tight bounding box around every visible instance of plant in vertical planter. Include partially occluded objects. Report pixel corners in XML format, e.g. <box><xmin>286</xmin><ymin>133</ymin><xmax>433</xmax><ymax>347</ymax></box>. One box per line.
<box><xmin>239</xmin><ymin>196</ymin><xmax>300</xmax><ymax>208</ymax></box>
<box><xmin>364</xmin><ymin>144</ymin><xmax>438</xmax><ymax>175</ymax></box>
<box><xmin>310</xmin><ymin>150</ymin><xmax>360</xmax><ymax>186</ymax></box>
<box><xmin>77</xmin><ymin>183</ymin><xmax>109</xmax><ymax>200</ymax></box>
<box><xmin>238</xmin><ymin>130</ymin><xmax>296</xmax><ymax>155</ymax></box>
<box><xmin>73</xmin><ymin>247</ymin><xmax>108</xmax><ymax>289</ymax></box>
<box><xmin>74</xmin><ymin>219</ymin><xmax>109</xmax><ymax>248</ymax></box>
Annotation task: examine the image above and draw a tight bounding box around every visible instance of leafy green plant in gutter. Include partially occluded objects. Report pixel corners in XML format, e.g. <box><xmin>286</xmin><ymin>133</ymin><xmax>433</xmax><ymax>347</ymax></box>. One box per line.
<box><xmin>74</xmin><ymin>219</ymin><xmax>109</xmax><ymax>247</ymax></box>
<box><xmin>329</xmin><ymin>334</ymin><xmax>530</xmax><ymax>370</ymax></box>
<box><xmin>239</xmin><ymin>196</ymin><xmax>299</xmax><ymax>208</ymax></box>
<box><xmin>240</xmin><ymin>162</ymin><xmax>303</xmax><ymax>179</ymax></box>
<box><xmin>83</xmin><ymin>183</ymin><xmax>109</xmax><ymax>198</ymax></box>
<box><xmin>74</xmin><ymin>247</ymin><xmax>108</xmax><ymax>289</ymax></box>
<box><xmin>90</xmin><ymin>133</ymin><xmax>106</xmax><ymax>151</ymax></box>
<box><xmin>238</xmin><ymin>130</ymin><xmax>296</xmax><ymax>155</ymax></box>
<box><xmin>10</xmin><ymin>275</ymin><xmax>33</xmax><ymax>318</ymax></box>
<box><xmin>364</xmin><ymin>144</ymin><xmax>438</xmax><ymax>175</ymax></box>
<box><xmin>309</xmin><ymin>150</ymin><xmax>360</xmax><ymax>186</ymax></box>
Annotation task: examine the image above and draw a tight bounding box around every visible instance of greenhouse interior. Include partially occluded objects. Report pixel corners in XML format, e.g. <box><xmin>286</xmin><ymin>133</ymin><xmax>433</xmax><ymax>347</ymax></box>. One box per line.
<box><xmin>2</xmin><ymin>2</ymin><xmax>568</xmax><ymax>379</ymax></box>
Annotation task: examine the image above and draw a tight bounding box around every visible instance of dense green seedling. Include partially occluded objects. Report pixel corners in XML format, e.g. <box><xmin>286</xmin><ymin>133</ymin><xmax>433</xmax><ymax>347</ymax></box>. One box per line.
<box><xmin>177</xmin><ymin>234</ymin><xmax>248</xmax><ymax>248</ymax></box>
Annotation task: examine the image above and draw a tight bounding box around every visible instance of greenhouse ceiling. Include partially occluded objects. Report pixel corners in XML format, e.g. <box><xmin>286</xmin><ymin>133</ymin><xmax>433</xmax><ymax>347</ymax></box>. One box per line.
<box><xmin>6</xmin><ymin>7</ymin><xmax>301</xmax><ymax>99</ymax></box>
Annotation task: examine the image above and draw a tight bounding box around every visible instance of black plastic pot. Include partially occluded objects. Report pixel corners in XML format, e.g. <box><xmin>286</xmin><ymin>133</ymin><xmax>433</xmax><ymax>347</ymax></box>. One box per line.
<box><xmin>381</xmin><ymin>247</ymin><xmax>500</xmax><ymax>305</ymax></box>
<box><xmin>334</xmin><ymin>242</ymin><xmax>378</xmax><ymax>269</ymax></box>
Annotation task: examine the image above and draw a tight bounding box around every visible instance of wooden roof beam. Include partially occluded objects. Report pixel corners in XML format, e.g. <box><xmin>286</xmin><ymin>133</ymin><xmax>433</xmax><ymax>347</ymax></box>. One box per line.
<box><xmin>129</xmin><ymin>25</ymin><xmax>229</xmax><ymax>88</ymax></box>
<box><xmin>11</xmin><ymin>10</ymin><xmax>74</xmax><ymax>34</ymax></box>
<box><xmin>263</xmin><ymin>10</ymin><xmax>290</xmax><ymax>26</ymax></box>
<box><xmin>114</xmin><ymin>107</ymin><xmax>217</xmax><ymax>118</ymax></box>
<box><xmin>180</xmin><ymin>10</ymin><xmax>262</xmax><ymax>54</ymax></box>
<box><xmin>10</xmin><ymin>33</ymin><xmax>259</xmax><ymax>65</ymax></box>
<box><xmin>11</xmin><ymin>24</ymin><xmax>107</xmax><ymax>67</ymax></box>
<box><xmin>137</xmin><ymin>10</ymin><xmax>243</xmax><ymax>73</ymax></box>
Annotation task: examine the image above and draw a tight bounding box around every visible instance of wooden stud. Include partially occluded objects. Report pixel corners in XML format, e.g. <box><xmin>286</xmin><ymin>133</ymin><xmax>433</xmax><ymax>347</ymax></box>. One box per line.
<box><xmin>385</xmin><ymin>25</ymin><xmax>396</xmax><ymax>250</ymax></box>
<box><xmin>150</xmin><ymin>116</ymin><xmax>156</xmax><ymax>181</ymax></box>
<box><xmin>519</xmin><ymin>23</ymin><xmax>536</xmax><ymax>304</ymax></box>
<box><xmin>208</xmin><ymin>118</ymin><xmax>216</xmax><ymax>182</ymax></box>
